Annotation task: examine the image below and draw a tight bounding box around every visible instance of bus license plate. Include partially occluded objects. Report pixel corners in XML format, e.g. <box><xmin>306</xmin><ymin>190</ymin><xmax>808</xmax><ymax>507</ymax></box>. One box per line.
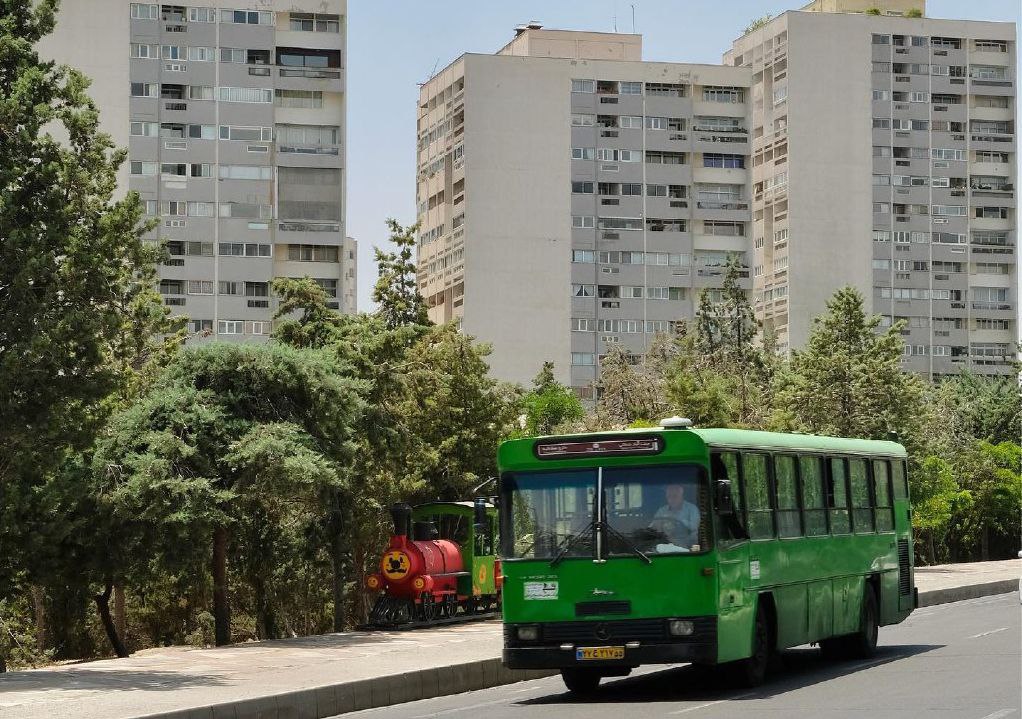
<box><xmin>576</xmin><ymin>646</ymin><xmax>625</xmax><ymax>661</ymax></box>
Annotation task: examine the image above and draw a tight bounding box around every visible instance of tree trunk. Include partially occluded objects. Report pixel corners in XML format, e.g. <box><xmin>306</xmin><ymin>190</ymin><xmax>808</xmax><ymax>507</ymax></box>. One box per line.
<box><xmin>252</xmin><ymin>577</ymin><xmax>277</xmax><ymax>640</ymax></box>
<box><xmin>94</xmin><ymin>580</ymin><xmax>129</xmax><ymax>658</ymax></box>
<box><xmin>113</xmin><ymin>584</ymin><xmax>126</xmax><ymax>646</ymax></box>
<box><xmin>212</xmin><ymin>525</ymin><xmax>231</xmax><ymax>646</ymax></box>
<box><xmin>980</xmin><ymin>525</ymin><xmax>990</xmax><ymax>561</ymax></box>
<box><xmin>30</xmin><ymin>584</ymin><xmax>47</xmax><ymax>651</ymax></box>
<box><xmin>331</xmin><ymin>531</ymin><xmax>345</xmax><ymax>633</ymax></box>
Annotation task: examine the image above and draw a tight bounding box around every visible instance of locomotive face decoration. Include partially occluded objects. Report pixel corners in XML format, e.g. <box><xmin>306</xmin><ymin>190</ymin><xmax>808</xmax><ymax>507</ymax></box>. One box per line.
<box><xmin>382</xmin><ymin>550</ymin><xmax>411</xmax><ymax>581</ymax></box>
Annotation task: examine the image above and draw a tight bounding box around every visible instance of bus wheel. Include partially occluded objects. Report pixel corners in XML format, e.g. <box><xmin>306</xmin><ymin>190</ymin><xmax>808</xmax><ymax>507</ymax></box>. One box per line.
<box><xmin>846</xmin><ymin>585</ymin><xmax>879</xmax><ymax>659</ymax></box>
<box><xmin>561</xmin><ymin>668</ymin><xmax>601</xmax><ymax>694</ymax></box>
<box><xmin>730</xmin><ymin>605</ymin><xmax>770</xmax><ymax>687</ymax></box>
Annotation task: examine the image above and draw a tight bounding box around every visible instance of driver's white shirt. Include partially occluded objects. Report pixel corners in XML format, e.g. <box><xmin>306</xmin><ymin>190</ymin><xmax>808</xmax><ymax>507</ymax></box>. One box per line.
<box><xmin>651</xmin><ymin>501</ymin><xmax>700</xmax><ymax>546</ymax></box>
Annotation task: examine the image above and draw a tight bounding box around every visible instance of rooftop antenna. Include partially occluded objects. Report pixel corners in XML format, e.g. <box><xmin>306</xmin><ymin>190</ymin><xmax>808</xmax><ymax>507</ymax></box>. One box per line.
<box><xmin>613</xmin><ymin>1</ymin><xmax>618</xmax><ymax>32</ymax></box>
<box><xmin>417</xmin><ymin>57</ymin><xmax>441</xmax><ymax>86</ymax></box>
<box><xmin>631</xmin><ymin>4</ymin><xmax>636</xmax><ymax>33</ymax></box>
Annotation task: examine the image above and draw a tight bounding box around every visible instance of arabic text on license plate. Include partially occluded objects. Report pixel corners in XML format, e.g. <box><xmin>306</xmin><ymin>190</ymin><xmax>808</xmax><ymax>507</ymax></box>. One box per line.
<box><xmin>575</xmin><ymin>646</ymin><xmax>625</xmax><ymax>661</ymax></box>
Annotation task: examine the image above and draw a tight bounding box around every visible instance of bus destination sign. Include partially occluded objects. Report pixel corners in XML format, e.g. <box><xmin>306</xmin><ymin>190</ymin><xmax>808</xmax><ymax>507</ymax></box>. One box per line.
<box><xmin>534</xmin><ymin>436</ymin><xmax>663</xmax><ymax>459</ymax></box>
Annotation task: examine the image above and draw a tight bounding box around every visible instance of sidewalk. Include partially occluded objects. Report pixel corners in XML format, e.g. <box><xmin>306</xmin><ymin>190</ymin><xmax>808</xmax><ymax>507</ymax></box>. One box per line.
<box><xmin>1</xmin><ymin>559</ymin><xmax>1017</xmax><ymax>719</ymax></box>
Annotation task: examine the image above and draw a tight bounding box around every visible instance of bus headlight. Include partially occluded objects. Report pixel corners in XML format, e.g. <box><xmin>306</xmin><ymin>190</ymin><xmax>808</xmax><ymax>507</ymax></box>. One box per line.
<box><xmin>516</xmin><ymin>625</ymin><xmax>540</xmax><ymax>642</ymax></box>
<box><xmin>668</xmin><ymin>619</ymin><xmax>694</xmax><ymax>636</ymax></box>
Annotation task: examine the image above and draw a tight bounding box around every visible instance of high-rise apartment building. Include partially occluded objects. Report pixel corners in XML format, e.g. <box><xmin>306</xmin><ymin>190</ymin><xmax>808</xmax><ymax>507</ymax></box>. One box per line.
<box><xmin>417</xmin><ymin>28</ymin><xmax>753</xmax><ymax>390</ymax></box>
<box><xmin>39</xmin><ymin>1</ymin><xmax>355</xmax><ymax>340</ymax></box>
<box><xmin>727</xmin><ymin>0</ymin><xmax>1016</xmax><ymax>377</ymax></box>
<box><xmin>417</xmin><ymin>1</ymin><xmax>1016</xmax><ymax>393</ymax></box>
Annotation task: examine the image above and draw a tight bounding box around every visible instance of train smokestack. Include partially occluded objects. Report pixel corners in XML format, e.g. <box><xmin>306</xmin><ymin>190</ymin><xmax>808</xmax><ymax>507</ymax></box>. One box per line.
<box><xmin>390</xmin><ymin>503</ymin><xmax>412</xmax><ymax>537</ymax></box>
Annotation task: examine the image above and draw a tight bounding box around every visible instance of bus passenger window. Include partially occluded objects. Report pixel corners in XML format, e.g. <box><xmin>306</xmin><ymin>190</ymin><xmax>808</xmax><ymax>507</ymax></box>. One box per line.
<box><xmin>828</xmin><ymin>458</ymin><xmax>851</xmax><ymax>534</ymax></box>
<box><xmin>892</xmin><ymin>460</ymin><xmax>908</xmax><ymax>500</ymax></box>
<box><xmin>774</xmin><ymin>455</ymin><xmax>801</xmax><ymax>538</ymax></box>
<box><xmin>849</xmin><ymin>459</ymin><xmax>874</xmax><ymax>533</ymax></box>
<box><xmin>872</xmin><ymin>460</ymin><xmax>894</xmax><ymax>532</ymax></box>
<box><xmin>741</xmin><ymin>453</ymin><xmax>774</xmax><ymax>539</ymax></box>
<box><xmin>800</xmin><ymin>456</ymin><xmax>827</xmax><ymax>536</ymax></box>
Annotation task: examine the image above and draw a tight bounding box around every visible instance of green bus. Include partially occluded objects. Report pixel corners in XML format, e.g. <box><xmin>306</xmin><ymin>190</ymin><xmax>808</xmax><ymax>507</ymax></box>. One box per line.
<box><xmin>498</xmin><ymin>419</ymin><xmax>916</xmax><ymax>693</ymax></box>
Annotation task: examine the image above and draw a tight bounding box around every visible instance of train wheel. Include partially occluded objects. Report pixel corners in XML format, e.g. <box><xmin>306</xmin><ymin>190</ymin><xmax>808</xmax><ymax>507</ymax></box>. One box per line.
<box><xmin>420</xmin><ymin>593</ymin><xmax>436</xmax><ymax>622</ymax></box>
<box><xmin>393</xmin><ymin>599</ymin><xmax>412</xmax><ymax>624</ymax></box>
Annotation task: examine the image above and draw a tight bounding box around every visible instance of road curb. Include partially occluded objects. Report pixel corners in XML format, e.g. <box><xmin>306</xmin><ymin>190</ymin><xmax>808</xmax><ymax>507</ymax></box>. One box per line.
<box><xmin>916</xmin><ymin>578</ymin><xmax>1018</xmax><ymax>607</ymax></box>
<box><xmin>140</xmin><ymin>580</ymin><xmax>1018</xmax><ymax>719</ymax></box>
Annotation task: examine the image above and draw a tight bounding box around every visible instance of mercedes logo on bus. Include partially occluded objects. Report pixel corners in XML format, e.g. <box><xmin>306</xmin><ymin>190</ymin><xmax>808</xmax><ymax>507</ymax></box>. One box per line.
<box><xmin>594</xmin><ymin>623</ymin><xmax>611</xmax><ymax>641</ymax></box>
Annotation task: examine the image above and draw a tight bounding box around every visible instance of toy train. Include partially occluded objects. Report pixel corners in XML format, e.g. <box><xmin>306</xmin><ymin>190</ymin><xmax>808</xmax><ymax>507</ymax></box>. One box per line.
<box><xmin>364</xmin><ymin>499</ymin><xmax>503</xmax><ymax>627</ymax></box>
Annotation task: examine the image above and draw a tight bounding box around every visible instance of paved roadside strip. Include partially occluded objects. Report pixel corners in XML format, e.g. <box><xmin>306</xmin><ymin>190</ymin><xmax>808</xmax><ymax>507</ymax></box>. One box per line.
<box><xmin>1</xmin><ymin>560</ymin><xmax>1017</xmax><ymax>719</ymax></box>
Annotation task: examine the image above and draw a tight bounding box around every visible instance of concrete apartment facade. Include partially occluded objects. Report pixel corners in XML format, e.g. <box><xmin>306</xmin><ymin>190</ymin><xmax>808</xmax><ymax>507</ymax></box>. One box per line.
<box><xmin>727</xmin><ymin>0</ymin><xmax>1017</xmax><ymax>377</ymax></box>
<box><xmin>417</xmin><ymin>29</ymin><xmax>753</xmax><ymax>390</ymax></box>
<box><xmin>40</xmin><ymin>0</ymin><xmax>356</xmax><ymax>341</ymax></box>
<box><xmin>418</xmin><ymin>1</ymin><xmax>1016</xmax><ymax>392</ymax></box>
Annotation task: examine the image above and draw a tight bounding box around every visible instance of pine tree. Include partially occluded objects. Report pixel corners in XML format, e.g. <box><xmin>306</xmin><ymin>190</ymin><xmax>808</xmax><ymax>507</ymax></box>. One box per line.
<box><xmin>0</xmin><ymin>0</ymin><xmax>170</xmax><ymax>661</ymax></box>
<box><xmin>372</xmin><ymin>219</ymin><xmax>429</xmax><ymax>329</ymax></box>
<box><xmin>771</xmin><ymin>286</ymin><xmax>926</xmax><ymax>442</ymax></box>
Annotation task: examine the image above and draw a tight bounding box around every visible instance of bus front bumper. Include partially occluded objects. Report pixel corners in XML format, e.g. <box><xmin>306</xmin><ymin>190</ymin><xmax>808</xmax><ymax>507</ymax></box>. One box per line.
<box><xmin>504</xmin><ymin>642</ymin><xmax>717</xmax><ymax>670</ymax></box>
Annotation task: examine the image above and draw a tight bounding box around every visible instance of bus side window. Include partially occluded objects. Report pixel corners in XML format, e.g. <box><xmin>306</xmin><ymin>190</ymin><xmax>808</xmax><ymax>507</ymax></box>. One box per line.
<box><xmin>800</xmin><ymin>455</ymin><xmax>828</xmax><ymax>536</ymax></box>
<box><xmin>774</xmin><ymin>455</ymin><xmax>802</xmax><ymax>538</ymax></box>
<box><xmin>741</xmin><ymin>453</ymin><xmax>774</xmax><ymax>539</ymax></box>
<box><xmin>849</xmin><ymin>458</ymin><xmax>874</xmax><ymax>533</ymax></box>
<box><xmin>828</xmin><ymin>457</ymin><xmax>851</xmax><ymax>534</ymax></box>
<box><xmin>892</xmin><ymin>460</ymin><xmax>908</xmax><ymax>500</ymax></box>
<box><xmin>872</xmin><ymin>460</ymin><xmax>894</xmax><ymax>532</ymax></box>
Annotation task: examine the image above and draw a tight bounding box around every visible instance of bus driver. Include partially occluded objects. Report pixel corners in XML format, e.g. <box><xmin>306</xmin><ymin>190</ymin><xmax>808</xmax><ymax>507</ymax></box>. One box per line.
<box><xmin>649</xmin><ymin>483</ymin><xmax>700</xmax><ymax>549</ymax></box>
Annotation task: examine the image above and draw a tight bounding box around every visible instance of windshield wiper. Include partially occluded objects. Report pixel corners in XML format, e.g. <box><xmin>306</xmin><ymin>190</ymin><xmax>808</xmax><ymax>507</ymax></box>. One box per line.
<box><xmin>604</xmin><ymin>522</ymin><xmax>652</xmax><ymax>564</ymax></box>
<box><xmin>549</xmin><ymin>521</ymin><xmax>595</xmax><ymax>567</ymax></box>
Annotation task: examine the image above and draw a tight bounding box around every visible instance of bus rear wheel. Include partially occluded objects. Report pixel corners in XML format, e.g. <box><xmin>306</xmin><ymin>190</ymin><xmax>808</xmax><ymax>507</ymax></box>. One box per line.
<box><xmin>561</xmin><ymin>668</ymin><xmax>601</xmax><ymax>694</ymax></box>
<box><xmin>820</xmin><ymin>585</ymin><xmax>878</xmax><ymax>660</ymax></box>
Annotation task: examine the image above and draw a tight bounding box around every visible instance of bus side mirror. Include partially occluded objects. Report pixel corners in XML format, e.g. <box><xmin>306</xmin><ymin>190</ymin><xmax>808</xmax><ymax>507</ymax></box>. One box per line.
<box><xmin>715</xmin><ymin>479</ymin><xmax>734</xmax><ymax>514</ymax></box>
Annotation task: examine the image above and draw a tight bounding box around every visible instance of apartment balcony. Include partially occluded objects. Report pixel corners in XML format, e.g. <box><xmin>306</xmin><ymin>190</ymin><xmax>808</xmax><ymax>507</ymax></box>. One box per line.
<box><xmin>693</xmin><ymin>234</ymin><xmax>747</xmax><ymax>253</ymax></box>
<box><xmin>970</xmin><ymin>133</ymin><xmax>1015</xmax><ymax>153</ymax></box>
<box><xmin>693</xmin><ymin>201</ymin><xmax>751</xmax><ymax>223</ymax></box>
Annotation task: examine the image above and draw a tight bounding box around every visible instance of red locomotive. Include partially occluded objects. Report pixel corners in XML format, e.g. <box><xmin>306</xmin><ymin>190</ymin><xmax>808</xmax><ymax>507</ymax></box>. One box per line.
<box><xmin>365</xmin><ymin>500</ymin><xmax>502</xmax><ymax>626</ymax></box>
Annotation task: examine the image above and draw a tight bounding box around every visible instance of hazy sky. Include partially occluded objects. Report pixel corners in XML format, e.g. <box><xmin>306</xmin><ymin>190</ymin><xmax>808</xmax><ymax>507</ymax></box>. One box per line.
<box><xmin>346</xmin><ymin>0</ymin><xmax>1020</xmax><ymax>311</ymax></box>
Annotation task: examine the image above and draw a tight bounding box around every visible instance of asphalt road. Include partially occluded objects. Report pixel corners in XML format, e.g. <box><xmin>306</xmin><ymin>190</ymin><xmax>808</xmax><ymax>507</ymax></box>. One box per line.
<box><xmin>341</xmin><ymin>592</ymin><xmax>1021</xmax><ymax>719</ymax></box>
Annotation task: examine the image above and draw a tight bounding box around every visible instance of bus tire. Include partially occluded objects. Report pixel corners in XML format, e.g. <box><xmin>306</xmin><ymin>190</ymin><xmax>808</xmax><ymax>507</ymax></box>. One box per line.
<box><xmin>729</xmin><ymin>605</ymin><xmax>770</xmax><ymax>687</ymax></box>
<box><xmin>846</xmin><ymin>584</ymin><xmax>879</xmax><ymax>659</ymax></box>
<box><xmin>561</xmin><ymin>668</ymin><xmax>601</xmax><ymax>694</ymax></box>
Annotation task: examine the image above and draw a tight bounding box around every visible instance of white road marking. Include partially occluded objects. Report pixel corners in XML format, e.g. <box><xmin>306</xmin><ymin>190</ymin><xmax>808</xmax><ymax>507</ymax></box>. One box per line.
<box><xmin>409</xmin><ymin>696</ymin><xmax>519</xmax><ymax>718</ymax></box>
<box><xmin>668</xmin><ymin>691</ymin><xmax>756</xmax><ymax>715</ymax></box>
<box><xmin>969</xmin><ymin>627</ymin><xmax>1009</xmax><ymax>639</ymax></box>
<box><xmin>978</xmin><ymin>709</ymin><xmax>1016</xmax><ymax>719</ymax></box>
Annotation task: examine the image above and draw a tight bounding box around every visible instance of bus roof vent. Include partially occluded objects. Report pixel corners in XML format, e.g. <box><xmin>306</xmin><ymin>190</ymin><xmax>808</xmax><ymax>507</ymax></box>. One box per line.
<box><xmin>660</xmin><ymin>416</ymin><xmax>693</xmax><ymax>429</ymax></box>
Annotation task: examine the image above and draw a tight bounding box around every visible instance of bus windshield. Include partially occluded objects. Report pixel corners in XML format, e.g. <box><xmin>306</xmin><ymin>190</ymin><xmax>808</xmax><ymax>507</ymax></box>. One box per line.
<box><xmin>502</xmin><ymin>464</ymin><xmax>708</xmax><ymax>560</ymax></box>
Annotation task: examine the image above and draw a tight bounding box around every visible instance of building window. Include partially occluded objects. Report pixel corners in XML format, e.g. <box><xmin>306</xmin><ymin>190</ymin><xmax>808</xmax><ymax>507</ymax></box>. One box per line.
<box><xmin>619</xmin><ymin>81</ymin><xmax>642</xmax><ymax>95</ymax></box>
<box><xmin>290</xmin><ymin>12</ymin><xmax>341</xmax><ymax>32</ymax></box>
<box><xmin>571</xmin><ymin>113</ymin><xmax>595</xmax><ymax>126</ymax></box>
<box><xmin>130</xmin><ymin>3</ymin><xmax>157</xmax><ymax>20</ymax></box>
<box><xmin>130</xmin><ymin>82</ymin><xmax>157</xmax><ymax>98</ymax></box>
<box><xmin>571</xmin><ymin>147</ymin><xmax>595</xmax><ymax>160</ymax></box>
<box><xmin>571</xmin><ymin>79</ymin><xmax>595</xmax><ymax>93</ymax></box>
<box><xmin>218</xmin><ymin>320</ymin><xmax>244</xmax><ymax>335</ymax></box>
<box><xmin>187</xmin><ymin>7</ymin><xmax>215</xmax><ymax>22</ymax></box>
<box><xmin>572</xmin><ymin>216</ymin><xmax>595</xmax><ymax>229</ymax></box>
<box><xmin>187</xmin><ymin>46</ymin><xmax>214</xmax><ymax>62</ymax></box>
<box><xmin>130</xmin><ymin>43</ymin><xmax>158</xmax><ymax>59</ymax></box>
<box><xmin>187</xmin><ymin>280</ymin><xmax>213</xmax><ymax>295</ymax></box>
<box><xmin>287</xmin><ymin>245</ymin><xmax>340</xmax><ymax>262</ymax></box>
<box><xmin>571</xmin><ymin>181</ymin><xmax>594</xmax><ymax>194</ymax></box>
<box><xmin>571</xmin><ymin>353</ymin><xmax>596</xmax><ymax>366</ymax></box>
<box><xmin>703</xmin><ymin>153</ymin><xmax>744</xmax><ymax>169</ymax></box>
<box><xmin>130</xmin><ymin>161</ymin><xmax>157</xmax><ymax>176</ymax></box>
<box><xmin>130</xmin><ymin>121</ymin><xmax>158</xmax><ymax>137</ymax></box>
<box><xmin>220</xmin><ymin>87</ymin><xmax>273</xmax><ymax>104</ymax></box>
<box><xmin>572</xmin><ymin>250</ymin><xmax>595</xmax><ymax>263</ymax></box>
<box><xmin>702</xmin><ymin>86</ymin><xmax>744</xmax><ymax>103</ymax></box>
<box><xmin>572</xmin><ymin>284</ymin><xmax>595</xmax><ymax>298</ymax></box>
<box><xmin>274</xmin><ymin>89</ymin><xmax>323</xmax><ymax>108</ymax></box>
<box><xmin>220</xmin><ymin>9</ymin><xmax>273</xmax><ymax>25</ymax></box>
